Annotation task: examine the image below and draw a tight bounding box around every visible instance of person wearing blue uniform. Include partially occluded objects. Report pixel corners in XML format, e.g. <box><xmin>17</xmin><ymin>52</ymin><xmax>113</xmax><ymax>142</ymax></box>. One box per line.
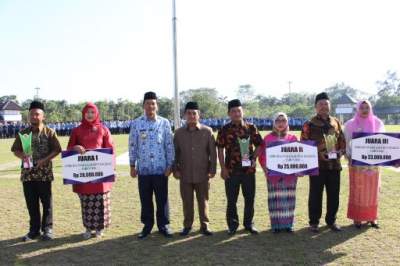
<box><xmin>129</xmin><ymin>91</ymin><xmax>175</xmax><ymax>239</ymax></box>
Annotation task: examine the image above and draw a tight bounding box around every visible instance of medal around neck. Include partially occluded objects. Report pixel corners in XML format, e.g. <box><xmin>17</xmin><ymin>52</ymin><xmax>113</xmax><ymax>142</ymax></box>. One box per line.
<box><xmin>19</xmin><ymin>132</ymin><xmax>33</xmax><ymax>168</ymax></box>
<box><xmin>238</xmin><ymin>137</ymin><xmax>251</xmax><ymax>167</ymax></box>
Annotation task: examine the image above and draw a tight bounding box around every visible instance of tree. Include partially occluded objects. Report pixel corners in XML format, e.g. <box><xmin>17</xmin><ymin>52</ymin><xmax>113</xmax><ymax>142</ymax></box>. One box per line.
<box><xmin>325</xmin><ymin>83</ymin><xmax>359</xmax><ymax>105</ymax></box>
<box><xmin>375</xmin><ymin>71</ymin><xmax>400</xmax><ymax>121</ymax></box>
<box><xmin>122</xmin><ymin>101</ymin><xmax>142</xmax><ymax>120</ymax></box>
<box><xmin>0</xmin><ymin>95</ymin><xmax>18</xmax><ymax>103</ymax></box>
<box><xmin>95</xmin><ymin>101</ymin><xmax>113</xmax><ymax>121</ymax></box>
<box><xmin>157</xmin><ymin>97</ymin><xmax>174</xmax><ymax>120</ymax></box>
<box><xmin>280</xmin><ymin>92</ymin><xmax>315</xmax><ymax>106</ymax></box>
<box><xmin>6</xmin><ymin>76</ymin><xmax>400</xmax><ymax>124</ymax></box>
<box><xmin>180</xmin><ymin>88</ymin><xmax>226</xmax><ymax>118</ymax></box>
<box><xmin>377</xmin><ymin>70</ymin><xmax>400</xmax><ymax>97</ymax></box>
<box><xmin>255</xmin><ymin>95</ymin><xmax>280</xmax><ymax>107</ymax></box>
<box><xmin>236</xmin><ymin>84</ymin><xmax>256</xmax><ymax>103</ymax></box>
<box><xmin>288</xmin><ymin>105</ymin><xmax>314</xmax><ymax>118</ymax></box>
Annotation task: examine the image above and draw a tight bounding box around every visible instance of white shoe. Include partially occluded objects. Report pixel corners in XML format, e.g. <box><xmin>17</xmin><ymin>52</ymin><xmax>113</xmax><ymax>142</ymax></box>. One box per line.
<box><xmin>82</xmin><ymin>230</ymin><xmax>92</xmax><ymax>240</ymax></box>
<box><xmin>22</xmin><ymin>233</ymin><xmax>38</xmax><ymax>242</ymax></box>
<box><xmin>95</xmin><ymin>230</ymin><xmax>104</xmax><ymax>238</ymax></box>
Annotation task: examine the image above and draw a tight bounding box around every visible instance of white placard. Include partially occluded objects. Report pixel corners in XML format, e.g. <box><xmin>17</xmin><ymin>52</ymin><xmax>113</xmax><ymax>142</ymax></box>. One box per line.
<box><xmin>266</xmin><ymin>141</ymin><xmax>319</xmax><ymax>176</ymax></box>
<box><xmin>62</xmin><ymin>148</ymin><xmax>115</xmax><ymax>184</ymax></box>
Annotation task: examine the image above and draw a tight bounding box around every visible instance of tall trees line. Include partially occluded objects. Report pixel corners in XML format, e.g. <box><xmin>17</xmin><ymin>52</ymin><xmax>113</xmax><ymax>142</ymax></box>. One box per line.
<box><xmin>2</xmin><ymin>70</ymin><xmax>399</xmax><ymax>123</ymax></box>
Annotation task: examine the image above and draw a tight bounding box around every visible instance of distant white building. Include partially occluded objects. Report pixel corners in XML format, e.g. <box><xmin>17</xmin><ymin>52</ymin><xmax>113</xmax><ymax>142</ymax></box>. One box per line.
<box><xmin>0</xmin><ymin>100</ymin><xmax>22</xmax><ymax>123</ymax></box>
<box><xmin>335</xmin><ymin>94</ymin><xmax>357</xmax><ymax>122</ymax></box>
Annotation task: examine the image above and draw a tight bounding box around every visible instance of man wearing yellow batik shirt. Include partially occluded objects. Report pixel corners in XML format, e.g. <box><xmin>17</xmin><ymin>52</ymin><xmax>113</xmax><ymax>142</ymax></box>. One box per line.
<box><xmin>11</xmin><ymin>101</ymin><xmax>62</xmax><ymax>241</ymax></box>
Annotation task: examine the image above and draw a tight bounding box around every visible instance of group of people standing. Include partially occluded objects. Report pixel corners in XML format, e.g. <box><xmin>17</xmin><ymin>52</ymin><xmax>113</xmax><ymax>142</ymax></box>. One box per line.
<box><xmin>11</xmin><ymin>91</ymin><xmax>393</xmax><ymax>242</ymax></box>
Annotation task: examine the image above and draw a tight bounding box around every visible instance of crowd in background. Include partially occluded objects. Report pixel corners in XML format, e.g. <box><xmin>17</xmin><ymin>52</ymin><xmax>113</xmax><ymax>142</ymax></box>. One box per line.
<box><xmin>0</xmin><ymin>117</ymin><xmax>308</xmax><ymax>139</ymax></box>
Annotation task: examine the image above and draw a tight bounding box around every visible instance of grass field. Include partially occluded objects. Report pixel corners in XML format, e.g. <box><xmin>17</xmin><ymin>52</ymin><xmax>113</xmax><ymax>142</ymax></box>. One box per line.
<box><xmin>0</xmin><ymin>129</ymin><xmax>400</xmax><ymax>265</ymax></box>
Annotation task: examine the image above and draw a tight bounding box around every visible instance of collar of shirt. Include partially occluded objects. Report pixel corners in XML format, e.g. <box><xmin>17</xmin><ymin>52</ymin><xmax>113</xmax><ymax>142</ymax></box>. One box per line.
<box><xmin>143</xmin><ymin>114</ymin><xmax>158</xmax><ymax>122</ymax></box>
<box><xmin>185</xmin><ymin>123</ymin><xmax>201</xmax><ymax>131</ymax></box>
<box><xmin>230</xmin><ymin>120</ymin><xmax>246</xmax><ymax>129</ymax></box>
<box><xmin>310</xmin><ymin>114</ymin><xmax>332</xmax><ymax>128</ymax></box>
<box><xmin>316</xmin><ymin>114</ymin><xmax>331</xmax><ymax>122</ymax></box>
<box><xmin>30</xmin><ymin>124</ymin><xmax>45</xmax><ymax>133</ymax></box>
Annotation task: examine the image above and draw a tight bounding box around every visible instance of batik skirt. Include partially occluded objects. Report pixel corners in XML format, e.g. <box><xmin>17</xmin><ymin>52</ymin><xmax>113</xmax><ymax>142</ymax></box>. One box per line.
<box><xmin>267</xmin><ymin>178</ymin><xmax>297</xmax><ymax>230</ymax></box>
<box><xmin>78</xmin><ymin>192</ymin><xmax>111</xmax><ymax>231</ymax></box>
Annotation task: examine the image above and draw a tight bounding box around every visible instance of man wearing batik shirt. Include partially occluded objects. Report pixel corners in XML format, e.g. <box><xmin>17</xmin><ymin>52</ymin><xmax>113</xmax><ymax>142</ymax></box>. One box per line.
<box><xmin>301</xmin><ymin>92</ymin><xmax>346</xmax><ymax>233</ymax></box>
<box><xmin>129</xmin><ymin>91</ymin><xmax>175</xmax><ymax>239</ymax></box>
<box><xmin>11</xmin><ymin>101</ymin><xmax>62</xmax><ymax>242</ymax></box>
<box><xmin>216</xmin><ymin>99</ymin><xmax>262</xmax><ymax>235</ymax></box>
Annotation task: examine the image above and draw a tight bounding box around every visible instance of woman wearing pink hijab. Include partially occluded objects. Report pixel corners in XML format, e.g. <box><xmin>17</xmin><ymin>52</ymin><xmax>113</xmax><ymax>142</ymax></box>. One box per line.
<box><xmin>344</xmin><ymin>100</ymin><xmax>384</xmax><ymax>229</ymax></box>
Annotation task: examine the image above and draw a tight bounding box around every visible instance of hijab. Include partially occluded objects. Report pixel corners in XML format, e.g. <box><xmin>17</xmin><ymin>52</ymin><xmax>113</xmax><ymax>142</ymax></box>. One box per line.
<box><xmin>81</xmin><ymin>102</ymin><xmax>101</xmax><ymax>130</ymax></box>
<box><xmin>345</xmin><ymin>100</ymin><xmax>384</xmax><ymax>134</ymax></box>
<box><xmin>272</xmin><ymin>112</ymin><xmax>289</xmax><ymax>138</ymax></box>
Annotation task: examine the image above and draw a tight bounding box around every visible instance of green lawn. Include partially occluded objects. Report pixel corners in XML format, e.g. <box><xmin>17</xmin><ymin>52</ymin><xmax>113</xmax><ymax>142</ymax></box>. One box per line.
<box><xmin>384</xmin><ymin>124</ymin><xmax>400</xmax><ymax>132</ymax></box>
<box><xmin>0</xmin><ymin>131</ymin><xmax>399</xmax><ymax>265</ymax></box>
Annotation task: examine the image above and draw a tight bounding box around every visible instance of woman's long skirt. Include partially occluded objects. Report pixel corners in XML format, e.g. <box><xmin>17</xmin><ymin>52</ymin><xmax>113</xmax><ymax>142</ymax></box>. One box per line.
<box><xmin>78</xmin><ymin>192</ymin><xmax>111</xmax><ymax>231</ymax></box>
<box><xmin>347</xmin><ymin>166</ymin><xmax>380</xmax><ymax>222</ymax></box>
<box><xmin>267</xmin><ymin>178</ymin><xmax>297</xmax><ymax>230</ymax></box>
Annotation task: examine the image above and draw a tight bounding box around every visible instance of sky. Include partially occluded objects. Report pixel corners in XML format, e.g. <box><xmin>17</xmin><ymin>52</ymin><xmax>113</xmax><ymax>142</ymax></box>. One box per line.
<box><xmin>0</xmin><ymin>0</ymin><xmax>399</xmax><ymax>103</ymax></box>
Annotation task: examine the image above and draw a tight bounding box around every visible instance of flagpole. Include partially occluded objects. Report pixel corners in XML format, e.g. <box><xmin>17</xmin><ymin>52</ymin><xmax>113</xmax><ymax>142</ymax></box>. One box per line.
<box><xmin>172</xmin><ymin>0</ymin><xmax>180</xmax><ymax>129</ymax></box>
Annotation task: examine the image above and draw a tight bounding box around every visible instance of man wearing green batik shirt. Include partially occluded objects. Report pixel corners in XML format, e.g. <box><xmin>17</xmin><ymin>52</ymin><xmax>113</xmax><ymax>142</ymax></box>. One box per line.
<box><xmin>11</xmin><ymin>101</ymin><xmax>62</xmax><ymax>242</ymax></box>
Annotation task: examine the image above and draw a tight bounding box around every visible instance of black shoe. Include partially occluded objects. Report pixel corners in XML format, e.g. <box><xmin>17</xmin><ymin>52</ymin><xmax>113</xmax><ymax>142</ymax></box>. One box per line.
<box><xmin>200</xmin><ymin>228</ymin><xmax>213</xmax><ymax>236</ymax></box>
<box><xmin>309</xmin><ymin>225</ymin><xmax>319</xmax><ymax>233</ymax></box>
<box><xmin>370</xmin><ymin>222</ymin><xmax>380</xmax><ymax>229</ymax></box>
<box><xmin>179</xmin><ymin>227</ymin><xmax>191</xmax><ymax>236</ymax></box>
<box><xmin>355</xmin><ymin>223</ymin><xmax>362</xmax><ymax>229</ymax></box>
<box><xmin>138</xmin><ymin>229</ymin><xmax>151</xmax><ymax>239</ymax></box>
<box><xmin>41</xmin><ymin>229</ymin><xmax>53</xmax><ymax>241</ymax></box>
<box><xmin>272</xmin><ymin>229</ymin><xmax>280</xmax><ymax>234</ymax></box>
<box><xmin>22</xmin><ymin>232</ymin><xmax>40</xmax><ymax>242</ymax></box>
<box><xmin>159</xmin><ymin>228</ymin><xmax>173</xmax><ymax>238</ymax></box>
<box><xmin>286</xmin><ymin>228</ymin><xmax>294</xmax><ymax>233</ymax></box>
<box><xmin>227</xmin><ymin>228</ymin><xmax>237</xmax><ymax>235</ymax></box>
<box><xmin>245</xmin><ymin>226</ymin><xmax>259</xmax><ymax>235</ymax></box>
<box><xmin>328</xmin><ymin>224</ymin><xmax>342</xmax><ymax>232</ymax></box>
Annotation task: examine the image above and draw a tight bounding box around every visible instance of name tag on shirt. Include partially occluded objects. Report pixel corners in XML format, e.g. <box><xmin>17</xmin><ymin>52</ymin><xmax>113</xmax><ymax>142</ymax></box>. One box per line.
<box><xmin>23</xmin><ymin>156</ymin><xmax>34</xmax><ymax>169</ymax></box>
<box><xmin>140</xmin><ymin>130</ymin><xmax>147</xmax><ymax>140</ymax></box>
<box><xmin>242</xmin><ymin>158</ymin><xmax>252</xmax><ymax>167</ymax></box>
<box><xmin>328</xmin><ymin>152</ymin><xmax>337</xmax><ymax>160</ymax></box>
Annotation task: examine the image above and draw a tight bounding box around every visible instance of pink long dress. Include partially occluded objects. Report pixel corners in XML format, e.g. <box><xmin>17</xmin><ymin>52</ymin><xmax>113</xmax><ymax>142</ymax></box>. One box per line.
<box><xmin>344</xmin><ymin>100</ymin><xmax>385</xmax><ymax>222</ymax></box>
